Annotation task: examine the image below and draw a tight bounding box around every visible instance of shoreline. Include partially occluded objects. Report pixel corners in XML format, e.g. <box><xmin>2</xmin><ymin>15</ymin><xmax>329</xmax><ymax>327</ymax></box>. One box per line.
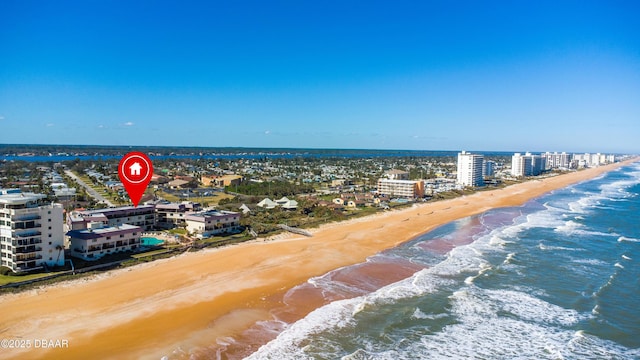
<box><xmin>0</xmin><ymin>160</ymin><xmax>636</xmax><ymax>360</ymax></box>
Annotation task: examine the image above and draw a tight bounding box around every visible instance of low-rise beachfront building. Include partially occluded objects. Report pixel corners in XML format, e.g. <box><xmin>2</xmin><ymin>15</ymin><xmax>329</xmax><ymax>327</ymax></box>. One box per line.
<box><xmin>376</xmin><ymin>179</ymin><xmax>425</xmax><ymax>199</ymax></box>
<box><xmin>154</xmin><ymin>202</ymin><xmax>201</xmax><ymax>229</ymax></box>
<box><xmin>67</xmin><ymin>223</ymin><xmax>142</xmax><ymax>261</ymax></box>
<box><xmin>0</xmin><ymin>189</ymin><xmax>65</xmax><ymax>272</ymax></box>
<box><xmin>184</xmin><ymin>210</ymin><xmax>241</xmax><ymax>238</ymax></box>
<box><xmin>67</xmin><ymin>205</ymin><xmax>155</xmax><ymax>231</ymax></box>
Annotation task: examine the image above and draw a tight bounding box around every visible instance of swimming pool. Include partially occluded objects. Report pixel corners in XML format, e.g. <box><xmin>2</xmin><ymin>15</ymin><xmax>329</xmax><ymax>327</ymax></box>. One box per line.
<box><xmin>140</xmin><ymin>237</ymin><xmax>165</xmax><ymax>246</ymax></box>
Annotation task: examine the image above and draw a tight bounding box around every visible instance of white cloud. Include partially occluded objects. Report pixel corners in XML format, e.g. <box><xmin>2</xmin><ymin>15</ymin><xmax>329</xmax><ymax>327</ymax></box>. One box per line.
<box><xmin>46</xmin><ymin>123</ymin><xmax>54</xmax><ymax>127</ymax></box>
<box><xmin>98</xmin><ymin>124</ymin><xmax>105</xmax><ymax>128</ymax></box>
<box><xmin>264</xmin><ymin>130</ymin><xmax>271</xmax><ymax>135</ymax></box>
<box><xmin>0</xmin><ymin>116</ymin><xmax>4</xmax><ymax>120</ymax></box>
<box><xmin>124</xmin><ymin>121</ymin><xmax>134</xmax><ymax>126</ymax></box>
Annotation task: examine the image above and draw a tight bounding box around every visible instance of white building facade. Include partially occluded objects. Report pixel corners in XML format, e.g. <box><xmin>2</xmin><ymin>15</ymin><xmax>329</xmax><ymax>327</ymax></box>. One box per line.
<box><xmin>511</xmin><ymin>152</ymin><xmax>545</xmax><ymax>177</ymax></box>
<box><xmin>185</xmin><ymin>210</ymin><xmax>241</xmax><ymax>238</ymax></box>
<box><xmin>67</xmin><ymin>223</ymin><xmax>142</xmax><ymax>261</ymax></box>
<box><xmin>0</xmin><ymin>189</ymin><xmax>65</xmax><ymax>272</ymax></box>
<box><xmin>457</xmin><ymin>151</ymin><xmax>484</xmax><ymax>187</ymax></box>
<box><xmin>542</xmin><ymin>152</ymin><xmax>571</xmax><ymax>170</ymax></box>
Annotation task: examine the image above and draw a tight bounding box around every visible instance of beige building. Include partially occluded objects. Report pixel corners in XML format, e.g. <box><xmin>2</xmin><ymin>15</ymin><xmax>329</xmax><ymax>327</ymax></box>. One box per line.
<box><xmin>201</xmin><ymin>174</ymin><xmax>243</xmax><ymax>187</ymax></box>
<box><xmin>385</xmin><ymin>169</ymin><xmax>410</xmax><ymax>180</ymax></box>
<box><xmin>377</xmin><ymin>179</ymin><xmax>425</xmax><ymax>199</ymax></box>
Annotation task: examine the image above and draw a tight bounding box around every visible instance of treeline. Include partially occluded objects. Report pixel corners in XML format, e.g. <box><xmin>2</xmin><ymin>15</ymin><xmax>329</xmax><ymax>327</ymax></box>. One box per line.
<box><xmin>227</xmin><ymin>181</ymin><xmax>315</xmax><ymax>198</ymax></box>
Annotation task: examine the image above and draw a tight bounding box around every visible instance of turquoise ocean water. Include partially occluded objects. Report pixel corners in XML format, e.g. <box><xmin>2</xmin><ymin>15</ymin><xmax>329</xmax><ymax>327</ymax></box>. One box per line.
<box><xmin>244</xmin><ymin>163</ymin><xmax>640</xmax><ymax>359</ymax></box>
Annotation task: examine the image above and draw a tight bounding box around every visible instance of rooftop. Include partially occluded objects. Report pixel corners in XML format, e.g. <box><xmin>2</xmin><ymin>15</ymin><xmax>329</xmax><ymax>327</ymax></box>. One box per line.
<box><xmin>0</xmin><ymin>189</ymin><xmax>47</xmax><ymax>205</ymax></box>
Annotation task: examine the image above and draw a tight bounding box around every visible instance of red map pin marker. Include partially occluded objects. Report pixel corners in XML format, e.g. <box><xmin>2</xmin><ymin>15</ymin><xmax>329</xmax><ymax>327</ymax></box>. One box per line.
<box><xmin>118</xmin><ymin>151</ymin><xmax>153</xmax><ymax>207</ymax></box>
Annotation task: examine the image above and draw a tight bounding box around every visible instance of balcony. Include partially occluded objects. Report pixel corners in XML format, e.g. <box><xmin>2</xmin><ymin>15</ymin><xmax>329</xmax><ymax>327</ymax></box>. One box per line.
<box><xmin>14</xmin><ymin>254</ymin><xmax>43</xmax><ymax>263</ymax></box>
<box><xmin>15</xmin><ymin>246</ymin><xmax>42</xmax><ymax>254</ymax></box>
<box><xmin>14</xmin><ymin>230</ymin><xmax>42</xmax><ymax>238</ymax></box>
<box><xmin>14</xmin><ymin>214</ymin><xmax>41</xmax><ymax>221</ymax></box>
<box><xmin>12</xmin><ymin>221</ymin><xmax>41</xmax><ymax>230</ymax></box>
<box><xmin>12</xmin><ymin>238</ymin><xmax>42</xmax><ymax>246</ymax></box>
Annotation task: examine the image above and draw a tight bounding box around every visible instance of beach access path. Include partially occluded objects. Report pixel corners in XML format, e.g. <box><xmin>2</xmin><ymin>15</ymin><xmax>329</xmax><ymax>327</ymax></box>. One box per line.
<box><xmin>1</xmin><ymin>160</ymin><xmax>636</xmax><ymax>360</ymax></box>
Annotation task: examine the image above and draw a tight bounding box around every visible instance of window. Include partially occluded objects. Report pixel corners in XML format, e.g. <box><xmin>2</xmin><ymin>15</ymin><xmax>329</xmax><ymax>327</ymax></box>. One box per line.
<box><xmin>48</xmin><ymin>226</ymin><xmax>51</xmax><ymax>230</ymax></box>
<box><xmin>48</xmin><ymin>219</ymin><xmax>51</xmax><ymax>222</ymax></box>
<box><xmin>48</xmin><ymin>234</ymin><xmax>52</xmax><ymax>237</ymax></box>
<box><xmin>49</xmin><ymin>242</ymin><xmax>52</xmax><ymax>245</ymax></box>
<box><xmin>49</xmin><ymin>257</ymin><xmax>52</xmax><ymax>261</ymax></box>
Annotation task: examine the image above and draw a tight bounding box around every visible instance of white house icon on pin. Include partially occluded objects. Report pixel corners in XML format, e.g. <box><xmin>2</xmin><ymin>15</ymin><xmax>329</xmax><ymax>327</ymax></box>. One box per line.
<box><xmin>129</xmin><ymin>162</ymin><xmax>143</xmax><ymax>176</ymax></box>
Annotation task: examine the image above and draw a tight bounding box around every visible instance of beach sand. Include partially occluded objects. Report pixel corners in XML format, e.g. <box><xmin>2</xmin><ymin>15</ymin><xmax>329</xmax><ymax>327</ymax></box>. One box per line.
<box><xmin>0</xmin><ymin>160</ymin><xmax>635</xmax><ymax>360</ymax></box>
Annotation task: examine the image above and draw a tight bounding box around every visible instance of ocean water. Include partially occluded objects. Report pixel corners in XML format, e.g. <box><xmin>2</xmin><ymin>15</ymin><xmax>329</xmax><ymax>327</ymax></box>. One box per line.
<box><xmin>242</xmin><ymin>163</ymin><xmax>640</xmax><ymax>360</ymax></box>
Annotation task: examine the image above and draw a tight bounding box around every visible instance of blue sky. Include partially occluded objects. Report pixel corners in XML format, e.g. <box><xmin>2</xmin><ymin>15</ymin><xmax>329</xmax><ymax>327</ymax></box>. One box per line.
<box><xmin>1</xmin><ymin>1</ymin><xmax>639</xmax><ymax>153</ymax></box>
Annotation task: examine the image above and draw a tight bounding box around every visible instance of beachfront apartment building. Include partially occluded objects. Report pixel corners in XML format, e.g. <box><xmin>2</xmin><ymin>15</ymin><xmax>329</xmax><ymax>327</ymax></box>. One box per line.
<box><xmin>0</xmin><ymin>189</ymin><xmax>65</xmax><ymax>272</ymax></box>
<box><xmin>542</xmin><ymin>152</ymin><xmax>571</xmax><ymax>170</ymax></box>
<box><xmin>154</xmin><ymin>202</ymin><xmax>201</xmax><ymax>229</ymax></box>
<box><xmin>511</xmin><ymin>152</ymin><xmax>546</xmax><ymax>177</ymax></box>
<box><xmin>184</xmin><ymin>210</ymin><xmax>241</xmax><ymax>238</ymax></box>
<box><xmin>67</xmin><ymin>205</ymin><xmax>156</xmax><ymax>231</ymax></box>
<box><xmin>573</xmin><ymin>153</ymin><xmax>614</xmax><ymax>168</ymax></box>
<box><xmin>67</xmin><ymin>223</ymin><xmax>142</xmax><ymax>261</ymax></box>
<box><xmin>377</xmin><ymin>179</ymin><xmax>425</xmax><ymax>199</ymax></box>
<box><xmin>456</xmin><ymin>151</ymin><xmax>484</xmax><ymax>187</ymax></box>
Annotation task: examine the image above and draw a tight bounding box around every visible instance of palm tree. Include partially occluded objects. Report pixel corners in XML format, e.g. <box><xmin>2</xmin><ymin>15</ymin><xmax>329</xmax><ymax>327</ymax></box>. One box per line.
<box><xmin>55</xmin><ymin>244</ymin><xmax>64</xmax><ymax>264</ymax></box>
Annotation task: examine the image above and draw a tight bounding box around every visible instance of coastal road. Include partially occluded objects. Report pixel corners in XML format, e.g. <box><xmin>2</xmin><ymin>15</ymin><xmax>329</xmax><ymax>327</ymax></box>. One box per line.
<box><xmin>64</xmin><ymin>170</ymin><xmax>116</xmax><ymax>207</ymax></box>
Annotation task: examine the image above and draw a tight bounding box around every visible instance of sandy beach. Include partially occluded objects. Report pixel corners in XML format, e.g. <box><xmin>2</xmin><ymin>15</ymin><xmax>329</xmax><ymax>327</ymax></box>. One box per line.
<box><xmin>0</xmin><ymin>160</ymin><xmax>635</xmax><ymax>360</ymax></box>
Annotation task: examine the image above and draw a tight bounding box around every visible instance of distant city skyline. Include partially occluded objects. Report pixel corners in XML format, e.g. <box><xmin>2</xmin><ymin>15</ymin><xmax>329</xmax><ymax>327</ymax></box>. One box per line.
<box><xmin>1</xmin><ymin>1</ymin><xmax>639</xmax><ymax>153</ymax></box>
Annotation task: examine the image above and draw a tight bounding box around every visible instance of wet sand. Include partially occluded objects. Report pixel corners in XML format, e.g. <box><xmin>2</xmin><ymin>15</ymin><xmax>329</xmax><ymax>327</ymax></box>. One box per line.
<box><xmin>0</xmin><ymin>160</ymin><xmax>635</xmax><ymax>360</ymax></box>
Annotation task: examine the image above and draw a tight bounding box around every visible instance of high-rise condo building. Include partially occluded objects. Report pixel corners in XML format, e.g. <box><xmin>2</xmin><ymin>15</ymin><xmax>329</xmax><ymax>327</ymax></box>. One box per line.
<box><xmin>0</xmin><ymin>189</ymin><xmax>65</xmax><ymax>272</ymax></box>
<box><xmin>483</xmin><ymin>160</ymin><xmax>496</xmax><ymax>177</ymax></box>
<box><xmin>511</xmin><ymin>152</ymin><xmax>545</xmax><ymax>177</ymax></box>
<box><xmin>457</xmin><ymin>151</ymin><xmax>484</xmax><ymax>187</ymax></box>
<box><xmin>542</xmin><ymin>152</ymin><xmax>571</xmax><ymax>170</ymax></box>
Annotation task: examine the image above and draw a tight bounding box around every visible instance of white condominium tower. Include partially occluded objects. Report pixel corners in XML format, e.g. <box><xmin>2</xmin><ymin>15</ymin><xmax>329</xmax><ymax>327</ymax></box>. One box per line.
<box><xmin>457</xmin><ymin>151</ymin><xmax>484</xmax><ymax>187</ymax></box>
<box><xmin>511</xmin><ymin>152</ymin><xmax>545</xmax><ymax>177</ymax></box>
<box><xmin>0</xmin><ymin>189</ymin><xmax>65</xmax><ymax>272</ymax></box>
<box><xmin>542</xmin><ymin>151</ymin><xmax>571</xmax><ymax>170</ymax></box>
